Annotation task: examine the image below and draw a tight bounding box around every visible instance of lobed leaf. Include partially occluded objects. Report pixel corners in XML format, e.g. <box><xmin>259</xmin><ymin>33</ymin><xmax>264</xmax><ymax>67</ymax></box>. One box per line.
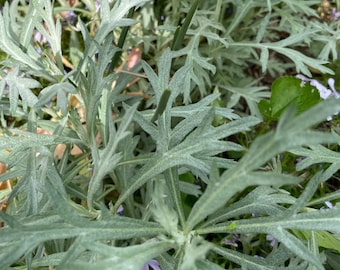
<box><xmin>186</xmin><ymin>99</ymin><xmax>340</xmax><ymax>232</ymax></box>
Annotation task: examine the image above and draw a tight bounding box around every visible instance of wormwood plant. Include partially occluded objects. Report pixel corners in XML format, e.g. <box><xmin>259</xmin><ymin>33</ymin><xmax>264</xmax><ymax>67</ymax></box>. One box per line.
<box><xmin>1</xmin><ymin>0</ymin><xmax>340</xmax><ymax>269</ymax></box>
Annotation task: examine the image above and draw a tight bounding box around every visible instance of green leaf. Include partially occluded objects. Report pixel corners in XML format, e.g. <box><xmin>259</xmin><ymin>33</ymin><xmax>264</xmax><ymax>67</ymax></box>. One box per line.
<box><xmin>20</xmin><ymin>0</ymin><xmax>42</xmax><ymax>47</ymax></box>
<box><xmin>199</xmin><ymin>207</ymin><xmax>340</xmax><ymax>269</ymax></box>
<box><xmin>0</xmin><ymin>129</ymin><xmax>56</xmax><ymax>151</ymax></box>
<box><xmin>292</xmin><ymin>230</ymin><xmax>340</xmax><ymax>254</ymax></box>
<box><xmin>186</xmin><ymin>99</ymin><xmax>340</xmax><ymax>232</ymax></box>
<box><xmin>225</xmin><ymin>0</ymin><xmax>257</xmax><ymax>36</ymax></box>
<box><xmin>260</xmin><ymin>47</ymin><xmax>269</xmax><ymax>73</ymax></box>
<box><xmin>203</xmin><ymin>186</ymin><xmax>296</xmax><ymax>227</ymax></box>
<box><xmin>0</xmin><ymin>216</ymin><xmax>166</xmax><ymax>269</ymax></box>
<box><xmin>151</xmin><ymin>179</ymin><xmax>183</xmax><ymax>241</ymax></box>
<box><xmin>195</xmin><ymin>259</ymin><xmax>225</xmax><ymax>270</ymax></box>
<box><xmin>290</xmin><ymin>144</ymin><xmax>340</xmax><ymax>171</ymax></box>
<box><xmin>151</xmin><ymin>88</ymin><xmax>171</xmax><ymax>122</ymax></box>
<box><xmin>230</xmin><ymin>29</ymin><xmax>334</xmax><ymax>77</ymax></box>
<box><xmin>258</xmin><ymin>99</ymin><xmax>273</xmax><ymax>119</ymax></box>
<box><xmin>35</xmin><ymin>82</ymin><xmax>76</xmax><ymax>115</ymax></box>
<box><xmin>307</xmin><ymin>188</ymin><xmax>340</xmax><ymax>208</ymax></box>
<box><xmin>186</xmin><ymin>170</ymin><xmax>300</xmax><ymax>233</ymax></box>
<box><xmin>325</xmin><ymin>251</ymin><xmax>340</xmax><ymax>269</ymax></box>
<box><xmin>171</xmin><ymin>0</ymin><xmax>201</xmax><ymax>50</ymax></box>
<box><xmin>0</xmin><ymin>5</ymin><xmax>42</xmax><ymax>71</ymax></box>
<box><xmin>272</xmin><ymin>228</ymin><xmax>323</xmax><ymax>270</ymax></box>
<box><xmin>77</xmin><ymin>0</ymin><xmax>149</xmax><ymax>70</ymax></box>
<box><xmin>163</xmin><ymin>166</ymin><xmax>186</xmax><ymax>228</ymax></box>
<box><xmin>87</xmin><ymin>104</ymin><xmax>136</xmax><ymax>210</ymax></box>
<box><xmin>180</xmin><ymin>235</ymin><xmax>212</xmax><ymax>270</ymax></box>
<box><xmin>169</xmin><ymin>107</ymin><xmax>211</xmax><ymax>148</ymax></box>
<box><xmin>212</xmin><ymin>245</ymin><xmax>284</xmax><ymax>270</ymax></box>
<box><xmin>267</xmin><ymin>76</ymin><xmax>322</xmax><ymax>119</ymax></box>
<box><xmin>61</xmin><ymin>240</ymin><xmax>173</xmax><ymax>270</ymax></box>
<box><xmin>32</xmin><ymin>0</ymin><xmax>63</xmax><ymax>69</ymax></box>
<box><xmin>0</xmin><ymin>188</ymin><xmax>11</xmax><ymax>200</ymax></box>
<box><xmin>114</xmin><ymin>111</ymin><xmax>259</xmax><ymax>212</ymax></box>
<box><xmin>173</xmin><ymin>40</ymin><xmax>216</xmax><ymax>103</ymax></box>
<box><xmin>218</xmin><ymin>79</ymin><xmax>270</xmax><ymax>117</ymax></box>
<box><xmin>4</xmin><ymin>67</ymin><xmax>41</xmax><ymax>113</ymax></box>
<box><xmin>256</xmin><ymin>12</ymin><xmax>271</xmax><ymax>43</ymax></box>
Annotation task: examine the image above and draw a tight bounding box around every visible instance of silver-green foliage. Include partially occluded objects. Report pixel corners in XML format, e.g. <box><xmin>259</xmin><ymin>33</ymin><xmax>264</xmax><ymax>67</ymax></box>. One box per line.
<box><xmin>0</xmin><ymin>0</ymin><xmax>340</xmax><ymax>269</ymax></box>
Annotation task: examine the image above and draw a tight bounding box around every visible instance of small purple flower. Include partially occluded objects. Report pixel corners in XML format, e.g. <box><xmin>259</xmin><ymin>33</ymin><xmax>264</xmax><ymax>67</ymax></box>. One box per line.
<box><xmin>33</xmin><ymin>31</ymin><xmax>42</xmax><ymax>43</ymax></box>
<box><xmin>116</xmin><ymin>204</ymin><xmax>124</xmax><ymax>216</ymax></box>
<box><xmin>142</xmin><ymin>259</ymin><xmax>160</xmax><ymax>270</ymax></box>
<box><xmin>296</xmin><ymin>75</ymin><xmax>340</xmax><ymax>120</ymax></box>
<box><xmin>33</xmin><ymin>30</ymin><xmax>50</xmax><ymax>54</ymax></box>
<box><xmin>296</xmin><ymin>74</ymin><xmax>332</xmax><ymax>99</ymax></box>
<box><xmin>65</xmin><ymin>10</ymin><xmax>77</xmax><ymax>24</ymax></box>
<box><xmin>331</xmin><ymin>8</ymin><xmax>340</xmax><ymax>21</ymax></box>
<box><xmin>266</xmin><ymin>235</ymin><xmax>276</xmax><ymax>247</ymax></box>
<box><xmin>95</xmin><ymin>1</ymin><xmax>101</xmax><ymax>11</ymax></box>
<box><xmin>33</xmin><ymin>30</ymin><xmax>48</xmax><ymax>44</ymax></box>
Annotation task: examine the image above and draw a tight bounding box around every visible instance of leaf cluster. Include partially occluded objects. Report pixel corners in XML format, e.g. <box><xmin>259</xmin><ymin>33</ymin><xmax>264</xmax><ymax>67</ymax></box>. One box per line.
<box><xmin>0</xmin><ymin>0</ymin><xmax>340</xmax><ymax>269</ymax></box>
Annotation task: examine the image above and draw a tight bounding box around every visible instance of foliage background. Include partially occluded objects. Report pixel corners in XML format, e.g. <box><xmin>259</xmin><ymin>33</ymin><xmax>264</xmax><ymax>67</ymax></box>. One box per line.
<box><xmin>0</xmin><ymin>0</ymin><xmax>340</xmax><ymax>269</ymax></box>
